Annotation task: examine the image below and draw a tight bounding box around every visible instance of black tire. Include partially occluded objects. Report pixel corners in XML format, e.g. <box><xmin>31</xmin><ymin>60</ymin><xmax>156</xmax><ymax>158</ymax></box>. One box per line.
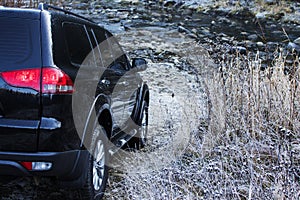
<box><xmin>128</xmin><ymin>101</ymin><xmax>148</xmax><ymax>150</ymax></box>
<box><xmin>80</xmin><ymin>124</ymin><xmax>109</xmax><ymax>200</ymax></box>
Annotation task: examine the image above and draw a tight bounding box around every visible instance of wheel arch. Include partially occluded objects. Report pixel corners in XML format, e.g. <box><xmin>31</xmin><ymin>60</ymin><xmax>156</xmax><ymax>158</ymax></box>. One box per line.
<box><xmin>97</xmin><ymin>108</ymin><xmax>112</xmax><ymax>139</ymax></box>
<box><xmin>143</xmin><ymin>84</ymin><xmax>150</xmax><ymax>105</ymax></box>
<box><xmin>80</xmin><ymin>94</ymin><xmax>113</xmax><ymax>148</ymax></box>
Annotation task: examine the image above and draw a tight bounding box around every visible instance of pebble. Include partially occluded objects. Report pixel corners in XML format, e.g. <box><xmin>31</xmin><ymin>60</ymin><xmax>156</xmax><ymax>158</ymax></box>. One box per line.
<box><xmin>178</xmin><ymin>26</ymin><xmax>191</xmax><ymax>34</ymax></box>
<box><xmin>288</xmin><ymin>42</ymin><xmax>300</xmax><ymax>52</ymax></box>
<box><xmin>191</xmin><ymin>28</ymin><xmax>197</xmax><ymax>34</ymax></box>
<box><xmin>117</xmin><ymin>12</ymin><xmax>129</xmax><ymax>20</ymax></box>
<box><xmin>231</xmin><ymin>46</ymin><xmax>247</xmax><ymax>54</ymax></box>
<box><xmin>106</xmin><ymin>12</ymin><xmax>116</xmax><ymax>18</ymax></box>
<box><xmin>152</xmin><ymin>12</ymin><xmax>161</xmax><ymax>18</ymax></box>
<box><xmin>264</xmin><ymin>0</ymin><xmax>277</xmax><ymax>5</ymax></box>
<box><xmin>221</xmin><ymin>37</ymin><xmax>230</xmax><ymax>42</ymax></box>
<box><xmin>217</xmin><ymin>17</ymin><xmax>231</xmax><ymax>24</ymax></box>
<box><xmin>109</xmin><ymin>18</ymin><xmax>121</xmax><ymax>23</ymax></box>
<box><xmin>163</xmin><ymin>0</ymin><xmax>176</xmax><ymax>7</ymax></box>
<box><xmin>294</xmin><ymin>37</ymin><xmax>300</xmax><ymax>45</ymax></box>
<box><xmin>188</xmin><ymin>33</ymin><xmax>198</xmax><ymax>39</ymax></box>
<box><xmin>241</xmin><ymin>32</ymin><xmax>248</xmax><ymax>36</ymax></box>
<box><xmin>256</xmin><ymin>12</ymin><xmax>269</xmax><ymax>20</ymax></box>
<box><xmin>257</xmin><ymin>42</ymin><xmax>264</xmax><ymax>47</ymax></box>
<box><xmin>248</xmin><ymin>34</ymin><xmax>258</xmax><ymax>42</ymax></box>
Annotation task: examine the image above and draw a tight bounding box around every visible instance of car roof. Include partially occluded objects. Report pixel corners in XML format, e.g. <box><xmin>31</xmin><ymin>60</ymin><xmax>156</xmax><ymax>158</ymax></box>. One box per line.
<box><xmin>0</xmin><ymin>6</ymin><xmax>41</xmax><ymax>19</ymax></box>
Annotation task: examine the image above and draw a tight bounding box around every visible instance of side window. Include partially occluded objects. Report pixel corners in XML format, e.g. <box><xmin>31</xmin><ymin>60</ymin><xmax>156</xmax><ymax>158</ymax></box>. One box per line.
<box><xmin>105</xmin><ymin>31</ymin><xmax>129</xmax><ymax>72</ymax></box>
<box><xmin>89</xmin><ymin>28</ymin><xmax>106</xmax><ymax>68</ymax></box>
<box><xmin>92</xmin><ymin>28</ymin><xmax>114</xmax><ymax>68</ymax></box>
<box><xmin>63</xmin><ymin>23</ymin><xmax>93</xmax><ymax>66</ymax></box>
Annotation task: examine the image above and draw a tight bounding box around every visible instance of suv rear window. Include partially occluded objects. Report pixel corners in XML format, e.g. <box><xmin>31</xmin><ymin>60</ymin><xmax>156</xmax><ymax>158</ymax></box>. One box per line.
<box><xmin>0</xmin><ymin>17</ymin><xmax>41</xmax><ymax>71</ymax></box>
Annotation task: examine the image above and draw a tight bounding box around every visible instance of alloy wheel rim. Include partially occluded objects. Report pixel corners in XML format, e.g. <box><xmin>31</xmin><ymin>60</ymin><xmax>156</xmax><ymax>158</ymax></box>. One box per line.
<box><xmin>140</xmin><ymin>106</ymin><xmax>148</xmax><ymax>143</ymax></box>
<box><xmin>92</xmin><ymin>139</ymin><xmax>105</xmax><ymax>191</ymax></box>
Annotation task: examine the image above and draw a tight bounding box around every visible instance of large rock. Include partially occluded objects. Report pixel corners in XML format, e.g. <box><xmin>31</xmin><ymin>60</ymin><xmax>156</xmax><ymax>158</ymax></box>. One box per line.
<box><xmin>294</xmin><ymin>37</ymin><xmax>300</xmax><ymax>45</ymax></box>
<box><xmin>287</xmin><ymin>42</ymin><xmax>300</xmax><ymax>52</ymax></box>
<box><xmin>283</xmin><ymin>12</ymin><xmax>300</xmax><ymax>24</ymax></box>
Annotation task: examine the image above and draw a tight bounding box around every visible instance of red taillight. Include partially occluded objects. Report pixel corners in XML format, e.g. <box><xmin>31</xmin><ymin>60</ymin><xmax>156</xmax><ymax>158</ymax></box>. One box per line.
<box><xmin>20</xmin><ymin>162</ymin><xmax>32</xmax><ymax>170</ymax></box>
<box><xmin>41</xmin><ymin>68</ymin><xmax>74</xmax><ymax>94</ymax></box>
<box><xmin>0</xmin><ymin>67</ymin><xmax>74</xmax><ymax>94</ymax></box>
<box><xmin>0</xmin><ymin>69</ymin><xmax>40</xmax><ymax>91</ymax></box>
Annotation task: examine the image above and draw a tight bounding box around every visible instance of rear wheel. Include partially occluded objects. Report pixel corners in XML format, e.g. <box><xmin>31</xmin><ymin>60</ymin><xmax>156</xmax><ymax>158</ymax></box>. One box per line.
<box><xmin>80</xmin><ymin>125</ymin><xmax>109</xmax><ymax>200</ymax></box>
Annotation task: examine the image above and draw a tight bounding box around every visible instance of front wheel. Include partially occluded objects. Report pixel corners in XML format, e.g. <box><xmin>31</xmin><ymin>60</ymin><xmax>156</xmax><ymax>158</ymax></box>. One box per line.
<box><xmin>80</xmin><ymin>125</ymin><xmax>109</xmax><ymax>200</ymax></box>
<box><xmin>128</xmin><ymin>101</ymin><xmax>148</xmax><ymax>150</ymax></box>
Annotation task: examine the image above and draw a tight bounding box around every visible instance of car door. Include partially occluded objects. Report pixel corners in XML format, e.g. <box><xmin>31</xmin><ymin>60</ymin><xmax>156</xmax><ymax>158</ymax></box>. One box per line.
<box><xmin>104</xmin><ymin>32</ymin><xmax>141</xmax><ymax>133</ymax></box>
<box><xmin>92</xmin><ymin>29</ymin><xmax>141</xmax><ymax>135</ymax></box>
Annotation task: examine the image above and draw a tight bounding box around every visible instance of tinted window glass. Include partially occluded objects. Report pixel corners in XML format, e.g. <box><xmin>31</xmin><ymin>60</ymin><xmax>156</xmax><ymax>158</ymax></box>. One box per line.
<box><xmin>105</xmin><ymin>31</ymin><xmax>128</xmax><ymax>71</ymax></box>
<box><xmin>63</xmin><ymin>23</ymin><xmax>93</xmax><ymax>66</ymax></box>
<box><xmin>0</xmin><ymin>17</ymin><xmax>41</xmax><ymax>71</ymax></box>
<box><xmin>88</xmin><ymin>28</ymin><xmax>104</xmax><ymax>68</ymax></box>
<box><xmin>93</xmin><ymin>28</ymin><xmax>113</xmax><ymax>68</ymax></box>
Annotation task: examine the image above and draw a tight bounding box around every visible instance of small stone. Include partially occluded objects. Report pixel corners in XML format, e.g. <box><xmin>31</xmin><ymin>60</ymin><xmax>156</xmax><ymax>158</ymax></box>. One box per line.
<box><xmin>248</xmin><ymin>34</ymin><xmax>258</xmax><ymax>41</ymax></box>
<box><xmin>294</xmin><ymin>37</ymin><xmax>300</xmax><ymax>45</ymax></box>
<box><xmin>241</xmin><ymin>32</ymin><xmax>248</xmax><ymax>36</ymax></box>
<box><xmin>109</xmin><ymin>18</ymin><xmax>121</xmax><ymax>23</ymax></box>
<box><xmin>288</xmin><ymin>42</ymin><xmax>300</xmax><ymax>52</ymax></box>
<box><xmin>106</xmin><ymin>12</ymin><xmax>115</xmax><ymax>18</ymax></box>
<box><xmin>217</xmin><ymin>17</ymin><xmax>231</xmax><ymax>24</ymax></box>
<box><xmin>152</xmin><ymin>12</ymin><xmax>161</xmax><ymax>18</ymax></box>
<box><xmin>117</xmin><ymin>12</ymin><xmax>129</xmax><ymax>20</ymax></box>
<box><xmin>188</xmin><ymin>33</ymin><xmax>198</xmax><ymax>39</ymax></box>
<box><xmin>178</xmin><ymin>26</ymin><xmax>191</xmax><ymax>34</ymax></box>
<box><xmin>164</xmin><ymin>0</ymin><xmax>176</xmax><ymax>7</ymax></box>
<box><xmin>221</xmin><ymin>37</ymin><xmax>230</xmax><ymax>42</ymax></box>
<box><xmin>255</xmin><ymin>12</ymin><xmax>271</xmax><ymax>20</ymax></box>
<box><xmin>231</xmin><ymin>46</ymin><xmax>247</xmax><ymax>54</ymax></box>
<box><xmin>257</xmin><ymin>42</ymin><xmax>264</xmax><ymax>47</ymax></box>
<box><xmin>191</xmin><ymin>28</ymin><xmax>197</xmax><ymax>34</ymax></box>
<box><xmin>264</xmin><ymin>0</ymin><xmax>276</xmax><ymax>5</ymax></box>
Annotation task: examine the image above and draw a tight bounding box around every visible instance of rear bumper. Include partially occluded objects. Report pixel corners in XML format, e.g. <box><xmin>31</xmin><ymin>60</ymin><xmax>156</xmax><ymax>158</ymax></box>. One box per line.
<box><xmin>0</xmin><ymin>150</ymin><xmax>89</xmax><ymax>181</ymax></box>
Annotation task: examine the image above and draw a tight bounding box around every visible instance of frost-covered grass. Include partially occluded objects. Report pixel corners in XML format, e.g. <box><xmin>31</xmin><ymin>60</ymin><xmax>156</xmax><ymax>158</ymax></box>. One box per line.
<box><xmin>199</xmin><ymin>52</ymin><xmax>300</xmax><ymax>199</ymax></box>
<box><xmin>105</xmin><ymin>53</ymin><xmax>300</xmax><ymax>200</ymax></box>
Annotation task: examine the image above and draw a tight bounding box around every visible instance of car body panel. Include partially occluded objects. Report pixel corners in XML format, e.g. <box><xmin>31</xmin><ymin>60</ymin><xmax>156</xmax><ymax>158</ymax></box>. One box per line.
<box><xmin>0</xmin><ymin>5</ymin><xmax>150</xmax><ymax>186</ymax></box>
<box><xmin>0</xmin><ymin>11</ymin><xmax>42</xmax><ymax>152</ymax></box>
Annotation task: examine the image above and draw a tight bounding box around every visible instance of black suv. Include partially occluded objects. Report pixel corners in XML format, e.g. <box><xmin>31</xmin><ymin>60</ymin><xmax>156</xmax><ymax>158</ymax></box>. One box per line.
<box><xmin>0</xmin><ymin>3</ymin><xmax>149</xmax><ymax>199</ymax></box>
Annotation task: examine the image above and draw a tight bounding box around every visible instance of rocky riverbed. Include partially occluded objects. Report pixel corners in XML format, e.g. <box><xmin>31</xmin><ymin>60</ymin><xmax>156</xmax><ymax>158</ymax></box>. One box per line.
<box><xmin>75</xmin><ymin>0</ymin><xmax>300</xmax><ymax>67</ymax></box>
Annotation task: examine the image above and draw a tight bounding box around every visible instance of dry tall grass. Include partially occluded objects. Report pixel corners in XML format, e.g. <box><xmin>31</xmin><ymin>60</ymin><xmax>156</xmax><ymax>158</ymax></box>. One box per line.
<box><xmin>200</xmin><ymin>52</ymin><xmax>300</xmax><ymax>199</ymax></box>
<box><xmin>105</xmin><ymin>52</ymin><xmax>300</xmax><ymax>199</ymax></box>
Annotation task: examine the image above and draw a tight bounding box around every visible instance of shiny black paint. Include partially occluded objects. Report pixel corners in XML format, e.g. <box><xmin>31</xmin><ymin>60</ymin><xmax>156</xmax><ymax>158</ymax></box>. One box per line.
<box><xmin>0</xmin><ymin>6</ymin><xmax>149</xmax><ymax>184</ymax></box>
<box><xmin>0</xmin><ymin>12</ymin><xmax>42</xmax><ymax>152</ymax></box>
